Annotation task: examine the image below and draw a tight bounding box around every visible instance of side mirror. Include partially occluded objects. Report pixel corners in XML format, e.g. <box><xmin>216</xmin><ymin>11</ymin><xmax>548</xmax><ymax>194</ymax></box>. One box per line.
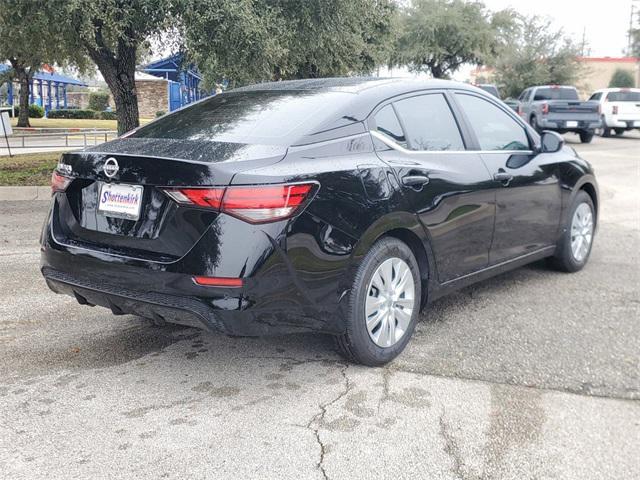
<box><xmin>540</xmin><ymin>131</ymin><xmax>564</xmax><ymax>153</ymax></box>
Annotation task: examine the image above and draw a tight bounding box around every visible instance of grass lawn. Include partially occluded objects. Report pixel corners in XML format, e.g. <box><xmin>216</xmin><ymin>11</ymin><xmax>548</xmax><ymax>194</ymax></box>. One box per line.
<box><xmin>9</xmin><ymin>117</ymin><xmax>153</xmax><ymax>130</ymax></box>
<box><xmin>0</xmin><ymin>151</ymin><xmax>62</xmax><ymax>186</ymax></box>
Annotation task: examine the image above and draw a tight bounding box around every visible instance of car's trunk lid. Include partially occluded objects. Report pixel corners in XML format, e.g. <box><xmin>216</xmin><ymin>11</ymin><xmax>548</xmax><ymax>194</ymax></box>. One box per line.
<box><xmin>52</xmin><ymin>138</ymin><xmax>287</xmax><ymax>262</ymax></box>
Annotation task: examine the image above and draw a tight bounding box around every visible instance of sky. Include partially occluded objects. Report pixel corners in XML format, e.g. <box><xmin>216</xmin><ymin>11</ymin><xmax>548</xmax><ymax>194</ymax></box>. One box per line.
<box><xmin>482</xmin><ymin>0</ymin><xmax>635</xmax><ymax>57</ymax></box>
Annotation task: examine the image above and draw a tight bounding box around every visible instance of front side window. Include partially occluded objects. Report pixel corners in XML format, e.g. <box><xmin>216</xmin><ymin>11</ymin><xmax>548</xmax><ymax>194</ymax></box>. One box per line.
<box><xmin>393</xmin><ymin>94</ymin><xmax>465</xmax><ymax>151</ymax></box>
<box><xmin>589</xmin><ymin>92</ymin><xmax>602</xmax><ymax>101</ymax></box>
<box><xmin>455</xmin><ymin>93</ymin><xmax>530</xmax><ymax>151</ymax></box>
<box><xmin>373</xmin><ymin>105</ymin><xmax>407</xmax><ymax>147</ymax></box>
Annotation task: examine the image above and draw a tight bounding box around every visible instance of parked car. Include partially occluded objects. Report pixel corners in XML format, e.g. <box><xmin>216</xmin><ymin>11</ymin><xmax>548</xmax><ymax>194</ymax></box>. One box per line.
<box><xmin>517</xmin><ymin>85</ymin><xmax>601</xmax><ymax>143</ymax></box>
<box><xmin>503</xmin><ymin>98</ymin><xmax>520</xmax><ymax>112</ymax></box>
<box><xmin>41</xmin><ymin>78</ymin><xmax>599</xmax><ymax>366</ymax></box>
<box><xmin>588</xmin><ymin>87</ymin><xmax>640</xmax><ymax>137</ymax></box>
<box><xmin>475</xmin><ymin>83</ymin><xmax>500</xmax><ymax>99</ymax></box>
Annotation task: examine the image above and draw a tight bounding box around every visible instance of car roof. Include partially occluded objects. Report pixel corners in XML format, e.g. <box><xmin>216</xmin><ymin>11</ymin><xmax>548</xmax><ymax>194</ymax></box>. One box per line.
<box><xmin>232</xmin><ymin>76</ymin><xmax>479</xmax><ymax>97</ymax></box>
<box><xmin>593</xmin><ymin>87</ymin><xmax>640</xmax><ymax>93</ymax></box>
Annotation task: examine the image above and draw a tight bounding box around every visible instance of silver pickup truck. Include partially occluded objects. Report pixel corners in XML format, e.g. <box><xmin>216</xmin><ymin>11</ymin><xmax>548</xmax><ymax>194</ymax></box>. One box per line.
<box><xmin>517</xmin><ymin>85</ymin><xmax>601</xmax><ymax>143</ymax></box>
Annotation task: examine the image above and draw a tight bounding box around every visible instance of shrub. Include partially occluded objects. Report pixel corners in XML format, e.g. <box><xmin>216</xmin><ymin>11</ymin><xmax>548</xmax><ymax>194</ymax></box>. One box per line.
<box><xmin>47</xmin><ymin>109</ymin><xmax>97</xmax><ymax>119</ymax></box>
<box><xmin>155</xmin><ymin>110</ymin><xmax>166</xmax><ymax>118</ymax></box>
<box><xmin>99</xmin><ymin>111</ymin><xmax>117</xmax><ymax>120</ymax></box>
<box><xmin>13</xmin><ymin>104</ymin><xmax>46</xmax><ymax>118</ymax></box>
<box><xmin>88</xmin><ymin>91</ymin><xmax>110</xmax><ymax>111</ymax></box>
<box><xmin>608</xmin><ymin>69</ymin><xmax>635</xmax><ymax>88</ymax></box>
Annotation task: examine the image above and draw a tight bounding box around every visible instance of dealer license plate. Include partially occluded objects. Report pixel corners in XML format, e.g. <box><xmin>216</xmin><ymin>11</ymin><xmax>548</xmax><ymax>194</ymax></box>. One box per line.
<box><xmin>98</xmin><ymin>182</ymin><xmax>143</xmax><ymax>221</ymax></box>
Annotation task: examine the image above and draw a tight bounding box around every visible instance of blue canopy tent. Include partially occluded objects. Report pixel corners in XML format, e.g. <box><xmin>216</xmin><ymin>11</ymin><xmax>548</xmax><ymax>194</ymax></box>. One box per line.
<box><xmin>0</xmin><ymin>64</ymin><xmax>87</xmax><ymax>115</ymax></box>
<box><xmin>142</xmin><ymin>54</ymin><xmax>208</xmax><ymax>111</ymax></box>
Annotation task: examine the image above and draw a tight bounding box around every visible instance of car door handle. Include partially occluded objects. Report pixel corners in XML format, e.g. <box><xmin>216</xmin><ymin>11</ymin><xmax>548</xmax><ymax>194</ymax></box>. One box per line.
<box><xmin>402</xmin><ymin>175</ymin><xmax>430</xmax><ymax>187</ymax></box>
<box><xmin>493</xmin><ymin>172</ymin><xmax>513</xmax><ymax>183</ymax></box>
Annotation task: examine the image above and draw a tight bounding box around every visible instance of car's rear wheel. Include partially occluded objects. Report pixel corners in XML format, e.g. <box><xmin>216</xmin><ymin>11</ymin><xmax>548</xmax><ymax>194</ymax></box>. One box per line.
<box><xmin>548</xmin><ymin>190</ymin><xmax>595</xmax><ymax>272</ymax></box>
<box><xmin>601</xmin><ymin>116</ymin><xmax>611</xmax><ymax>137</ymax></box>
<box><xmin>336</xmin><ymin>237</ymin><xmax>421</xmax><ymax>366</ymax></box>
<box><xmin>579</xmin><ymin>130</ymin><xmax>594</xmax><ymax>143</ymax></box>
<box><xmin>614</xmin><ymin>128</ymin><xmax>625</xmax><ymax>136</ymax></box>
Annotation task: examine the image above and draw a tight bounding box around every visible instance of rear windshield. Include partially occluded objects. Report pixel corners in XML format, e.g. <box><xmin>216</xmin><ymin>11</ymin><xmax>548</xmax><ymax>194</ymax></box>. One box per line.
<box><xmin>533</xmin><ymin>88</ymin><xmax>579</xmax><ymax>101</ymax></box>
<box><xmin>130</xmin><ymin>90</ymin><xmax>350</xmax><ymax>145</ymax></box>
<box><xmin>606</xmin><ymin>91</ymin><xmax>640</xmax><ymax>102</ymax></box>
<box><xmin>478</xmin><ymin>85</ymin><xmax>500</xmax><ymax>98</ymax></box>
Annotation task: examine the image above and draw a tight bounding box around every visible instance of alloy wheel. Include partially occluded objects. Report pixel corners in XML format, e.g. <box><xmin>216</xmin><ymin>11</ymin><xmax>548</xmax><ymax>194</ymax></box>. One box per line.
<box><xmin>570</xmin><ymin>202</ymin><xmax>594</xmax><ymax>262</ymax></box>
<box><xmin>365</xmin><ymin>257</ymin><xmax>415</xmax><ymax>348</ymax></box>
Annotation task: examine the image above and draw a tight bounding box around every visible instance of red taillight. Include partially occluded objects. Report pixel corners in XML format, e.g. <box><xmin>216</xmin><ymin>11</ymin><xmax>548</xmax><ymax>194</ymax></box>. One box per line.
<box><xmin>612</xmin><ymin>105</ymin><xmax>618</xmax><ymax>115</ymax></box>
<box><xmin>222</xmin><ymin>184</ymin><xmax>313</xmax><ymax>223</ymax></box>
<box><xmin>51</xmin><ymin>171</ymin><xmax>72</xmax><ymax>194</ymax></box>
<box><xmin>193</xmin><ymin>276</ymin><xmax>243</xmax><ymax>287</ymax></box>
<box><xmin>163</xmin><ymin>183</ymin><xmax>316</xmax><ymax>224</ymax></box>
<box><xmin>541</xmin><ymin>103</ymin><xmax>549</xmax><ymax>115</ymax></box>
<box><xmin>165</xmin><ymin>188</ymin><xmax>225</xmax><ymax>208</ymax></box>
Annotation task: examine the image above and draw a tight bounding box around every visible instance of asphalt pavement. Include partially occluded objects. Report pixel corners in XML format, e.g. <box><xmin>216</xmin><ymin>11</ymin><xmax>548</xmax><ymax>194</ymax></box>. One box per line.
<box><xmin>0</xmin><ymin>132</ymin><xmax>638</xmax><ymax>479</ymax></box>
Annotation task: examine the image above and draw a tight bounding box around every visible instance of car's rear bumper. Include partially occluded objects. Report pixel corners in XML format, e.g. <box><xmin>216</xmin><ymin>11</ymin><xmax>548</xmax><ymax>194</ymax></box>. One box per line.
<box><xmin>40</xmin><ymin>211</ymin><xmax>348</xmax><ymax>336</ymax></box>
<box><xmin>603</xmin><ymin>115</ymin><xmax>640</xmax><ymax>129</ymax></box>
<box><xmin>538</xmin><ymin>118</ymin><xmax>601</xmax><ymax>131</ymax></box>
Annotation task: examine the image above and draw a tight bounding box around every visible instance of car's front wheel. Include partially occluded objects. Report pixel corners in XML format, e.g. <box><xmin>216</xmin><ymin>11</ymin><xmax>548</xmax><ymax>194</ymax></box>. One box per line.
<box><xmin>548</xmin><ymin>190</ymin><xmax>595</xmax><ymax>272</ymax></box>
<box><xmin>614</xmin><ymin>128</ymin><xmax>625</xmax><ymax>136</ymax></box>
<box><xmin>336</xmin><ymin>237</ymin><xmax>421</xmax><ymax>366</ymax></box>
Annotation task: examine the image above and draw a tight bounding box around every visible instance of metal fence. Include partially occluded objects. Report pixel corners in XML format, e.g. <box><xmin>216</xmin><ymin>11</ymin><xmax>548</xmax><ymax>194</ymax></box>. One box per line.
<box><xmin>4</xmin><ymin>130</ymin><xmax>117</xmax><ymax>149</ymax></box>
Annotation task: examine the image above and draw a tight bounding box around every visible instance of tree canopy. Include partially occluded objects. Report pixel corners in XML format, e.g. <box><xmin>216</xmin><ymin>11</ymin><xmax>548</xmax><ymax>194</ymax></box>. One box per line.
<box><xmin>609</xmin><ymin>69</ymin><xmax>635</xmax><ymax>88</ymax></box>
<box><xmin>392</xmin><ymin>0</ymin><xmax>513</xmax><ymax>78</ymax></box>
<box><xmin>0</xmin><ymin>0</ymin><xmax>77</xmax><ymax>126</ymax></box>
<box><xmin>180</xmin><ymin>0</ymin><xmax>398</xmax><ymax>87</ymax></box>
<box><xmin>491</xmin><ymin>15</ymin><xmax>583</xmax><ymax>98</ymax></box>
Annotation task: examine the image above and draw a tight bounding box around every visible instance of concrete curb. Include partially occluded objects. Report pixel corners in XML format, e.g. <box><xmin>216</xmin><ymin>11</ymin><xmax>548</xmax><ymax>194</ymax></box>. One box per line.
<box><xmin>0</xmin><ymin>186</ymin><xmax>51</xmax><ymax>201</ymax></box>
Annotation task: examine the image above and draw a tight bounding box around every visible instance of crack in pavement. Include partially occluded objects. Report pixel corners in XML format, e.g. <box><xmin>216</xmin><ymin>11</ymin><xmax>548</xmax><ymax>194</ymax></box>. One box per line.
<box><xmin>391</xmin><ymin>365</ymin><xmax>639</xmax><ymax>403</ymax></box>
<box><xmin>306</xmin><ymin>363</ymin><xmax>352</xmax><ymax>480</ymax></box>
<box><xmin>439</xmin><ymin>408</ymin><xmax>476</xmax><ymax>480</ymax></box>
<box><xmin>376</xmin><ymin>366</ymin><xmax>392</xmax><ymax>415</ymax></box>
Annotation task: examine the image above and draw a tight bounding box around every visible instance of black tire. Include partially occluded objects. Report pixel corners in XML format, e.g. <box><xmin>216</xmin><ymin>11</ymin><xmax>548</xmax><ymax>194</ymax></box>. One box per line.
<box><xmin>601</xmin><ymin>117</ymin><xmax>611</xmax><ymax>137</ymax></box>
<box><xmin>335</xmin><ymin>237</ymin><xmax>422</xmax><ymax>366</ymax></box>
<box><xmin>579</xmin><ymin>130</ymin><xmax>594</xmax><ymax>143</ymax></box>
<box><xmin>548</xmin><ymin>190</ymin><xmax>595</xmax><ymax>273</ymax></box>
<box><xmin>530</xmin><ymin>115</ymin><xmax>541</xmax><ymax>134</ymax></box>
<box><xmin>614</xmin><ymin>128</ymin><xmax>625</xmax><ymax>136</ymax></box>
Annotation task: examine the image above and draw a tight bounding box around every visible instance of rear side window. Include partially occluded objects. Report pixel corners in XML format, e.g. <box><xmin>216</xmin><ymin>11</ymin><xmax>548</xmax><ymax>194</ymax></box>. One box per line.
<box><xmin>533</xmin><ymin>88</ymin><xmax>579</xmax><ymax>101</ymax></box>
<box><xmin>455</xmin><ymin>93</ymin><xmax>530</xmax><ymax>151</ymax></box>
<box><xmin>589</xmin><ymin>92</ymin><xmax>602</xmax><ymax>101</ymax></box>
<box><xmin>393</xmin><ymin>94</ymin><xmax>465</xmax><ymax>151</ymax></box>
<box><xmin>373</xmin><ymin>105</ymin><xmax>407</xmax><ymax>147</ymax></box>
<box><xmin>606</xmin><ymin>91</ymin><xmax>640</xmax><ymax>102</ymax></box>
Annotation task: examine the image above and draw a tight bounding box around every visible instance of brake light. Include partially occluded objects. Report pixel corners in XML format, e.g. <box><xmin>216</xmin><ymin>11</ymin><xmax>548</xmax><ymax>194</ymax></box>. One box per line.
<box><xmin>164</xmin><ymin>183</ymin><xmax>317</xmax><ymax>224</ymax></box>
<box><xmin>165</xmin><ymin>188</ymin><xmax>225</xmax><ymax>208</ymax></box>
<box><xmin>541</xmin><ymin>103</ymin><xmax>549</xmax><ymax>115</ymax></box>
<box><xmin>193</xmin><ymin>276</ymin><xmax>243</xmax><ymax>287</ymax></box>
<box><xmin>612</xmin><ymin>105</ymin><xmax>618</xmax><ymax>115</ymax></box>
<box><xmin>51</xmin><ymin>171</ymin><xmax>72</xmax><ymax>194</ymax></box>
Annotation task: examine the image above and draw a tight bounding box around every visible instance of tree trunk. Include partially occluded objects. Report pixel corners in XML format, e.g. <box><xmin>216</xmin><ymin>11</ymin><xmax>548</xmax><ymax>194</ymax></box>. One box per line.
<box><xmin>86</xmin><ymin>39</ymin><xmax>140</xmax><ymax>135</ymax></box>
<box><xmin>15</xmin><ymin>68</ymin><xmax>31</xmax><ymax>128</ymax></box>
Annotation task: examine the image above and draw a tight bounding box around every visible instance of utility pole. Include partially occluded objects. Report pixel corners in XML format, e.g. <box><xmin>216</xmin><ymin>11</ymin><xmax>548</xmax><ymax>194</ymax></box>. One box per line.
<box><xmin>629</xmin><ymin>0</ymin><xmax>639</xmax><ymax>56</ymax></box>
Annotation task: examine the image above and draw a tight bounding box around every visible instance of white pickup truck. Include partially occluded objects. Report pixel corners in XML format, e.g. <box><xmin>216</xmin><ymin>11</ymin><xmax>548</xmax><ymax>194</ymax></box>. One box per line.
<box><xmin>588</xmin><ymin>88</ymin><xmax>640</xmax><ymax>137</ymax></box>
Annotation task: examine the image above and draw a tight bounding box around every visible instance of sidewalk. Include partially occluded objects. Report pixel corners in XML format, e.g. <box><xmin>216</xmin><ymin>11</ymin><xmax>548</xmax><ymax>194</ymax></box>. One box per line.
<box><xmin>0</xmin><ymin>185</ymin><xmax>51</xmax><ymax>201</ymax></box>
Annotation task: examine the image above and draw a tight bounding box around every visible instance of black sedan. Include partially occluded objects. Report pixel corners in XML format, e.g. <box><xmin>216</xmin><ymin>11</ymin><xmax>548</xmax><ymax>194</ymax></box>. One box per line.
<box><xmin>41</xmin><ymin>78</ymin><xmax>598</xmax><ymax>366</ymax></box>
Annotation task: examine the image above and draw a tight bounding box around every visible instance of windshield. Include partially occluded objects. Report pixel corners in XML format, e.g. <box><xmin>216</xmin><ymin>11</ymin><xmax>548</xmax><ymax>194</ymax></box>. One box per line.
<box><xmin>131</xmin><ymin>90</ymin><xmax>351</xmax><ymax>145</ymax></box>
<box><xmin>534</xmin><ymin>88</ymin><xmax>579</xmax><ymax>101</ymax></box>
<box><xmin>607</xmin><ymin>91</ymin><xmax>640</xmax><ymax>102</ymax></box>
